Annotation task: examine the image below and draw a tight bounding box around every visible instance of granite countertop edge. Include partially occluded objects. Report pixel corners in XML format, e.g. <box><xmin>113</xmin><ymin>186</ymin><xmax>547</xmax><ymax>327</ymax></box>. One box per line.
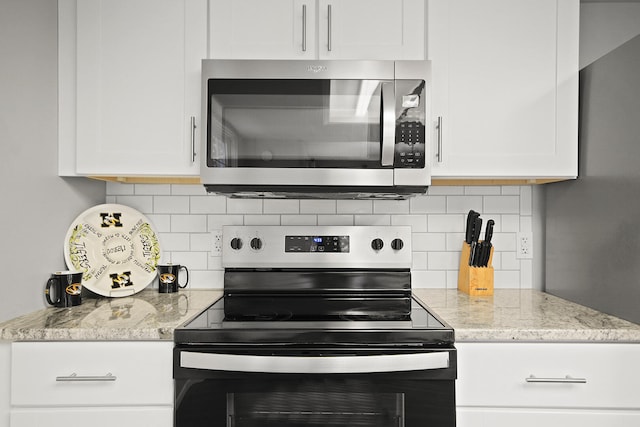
<box><xmin>2</xmin><ymin>289</ymin><xmax>640</xmax><ymax>343</ymax></box>
<box><xmin>413</xmin><ymin>289</ymin><xmax>640</xmax><ymax>344</ymax></box>
<box><xmin>0</xmin><ymin>289</ymin><xmax>223</xmax><ymax>342</ymax></box>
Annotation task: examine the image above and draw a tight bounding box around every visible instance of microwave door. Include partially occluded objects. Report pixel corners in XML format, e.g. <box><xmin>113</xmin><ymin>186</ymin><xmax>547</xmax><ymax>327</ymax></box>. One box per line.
<box><xmin>206</xmin><ymin>79</ymin><xmax>391</xmax><ymax>172</ymax></box>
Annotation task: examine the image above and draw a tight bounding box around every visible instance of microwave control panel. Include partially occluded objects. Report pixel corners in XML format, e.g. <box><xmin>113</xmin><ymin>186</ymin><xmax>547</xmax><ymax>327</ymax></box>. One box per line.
<box><xmin>395</xmin><ymin>80</ymin><xmax>426</xmax><ymax>168</ymax></box>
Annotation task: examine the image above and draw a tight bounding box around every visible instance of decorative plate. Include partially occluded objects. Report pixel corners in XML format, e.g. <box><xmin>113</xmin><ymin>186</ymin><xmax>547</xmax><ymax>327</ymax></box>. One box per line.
<box><xmin>64</xmin><ymin>204</ymin><xmax>161</xmax><ymax>297</ymax></box>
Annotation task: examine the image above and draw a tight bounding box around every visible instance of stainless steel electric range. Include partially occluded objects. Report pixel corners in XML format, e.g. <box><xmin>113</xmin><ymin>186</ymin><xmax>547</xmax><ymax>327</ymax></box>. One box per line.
<box><xmin>174</xmin><ymin>226</ymin><xmax>456</xmax><ymax>427</ymax></box>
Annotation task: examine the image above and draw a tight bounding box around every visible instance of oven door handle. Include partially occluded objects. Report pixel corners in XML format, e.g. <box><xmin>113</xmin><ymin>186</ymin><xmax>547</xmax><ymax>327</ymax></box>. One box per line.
<box><xmin>180</xmin><ymin>351</ymin><xmax>449</xmax><ymax>374</ymax></box>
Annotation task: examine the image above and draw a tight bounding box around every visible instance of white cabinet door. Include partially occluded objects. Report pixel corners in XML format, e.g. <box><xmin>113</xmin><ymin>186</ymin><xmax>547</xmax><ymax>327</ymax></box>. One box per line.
<box><xmin>0</xmin><ymin>343</ymin><xmax>9</xmax><ymax>427</ymax></box>
<box><xmin>11</xmin><ymin>407</ymin><xmax>172</xmax><ymax>427</ymax></box>
<box><xmin>317</xmin><ymin>0</ymin><xmax>425</xmax><ymax>59</ymax></box>
<box><xmin>458</xmin><ymin>407</ymin><xmax>640</xmax><ymax>427</ymax></box>
<box><xmin>210</xmin><ymin>0</ymin><xmax>317</xmax><ymax>59</ymax></box>
<box><xmin>456</xmin><ymin>342</ymin><xmax>640</xmax><ymax>409</ymax></box>
<box><xmin>74</xmin><ymin>0</ymin><xmax>206</xmax><ymax>176</ymax></box>
<box><xmin>10</xmin><ymin>341</ymin><xmax>173</xmax><ymax>427</ymax></box>
<box><xmin>11</xmin><ymin>341</ymin><xmax>173</xmax><ymax>406</ymax></box>
<box><xmin>428</xmin><ymin>0</ymin><xmax>578</xmax><ymax>179</ymax></box>
<box><xmin>209</xmin><ymin>0</ymin><xmax>424</xmax><ymax>60</ymax></box>
<box><xmin>456</xmin><ymin>342</ymin><xmax>640</xmax><ymax>426</ymax></box>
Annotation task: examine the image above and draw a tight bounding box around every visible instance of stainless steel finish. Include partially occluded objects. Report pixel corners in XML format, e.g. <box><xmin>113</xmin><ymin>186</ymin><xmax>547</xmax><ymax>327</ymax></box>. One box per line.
<box><xmin>302</xmin><ymin>4</ymin><xmax>307</xmax><ymax>52</ymax></box>
<box><xmin>381</xmin><ymin>82</ymin><xmax>396</xmax><ymax>166</ymax></box>
<box><xmin>436</xmin><ymin>116</ymin><xmax>443</xmax><ymax>163</ymax></box>
<box><xmin>202</xmin><ymin>59</ymin><xmax>395</xmax><ymax>80</ymax></box>
<box><xmin>190</xmin><ymin>116</ymin><xmax>197</xmax><ymax>163</ymax></box>
<box><xmin>395</xmin><ymin>166</ymin><xmax>430</xmax><ymax>186</ymax></box>
<box><xmin>222</xmin><ymin>225</ymin><xmax>412</xmax><ymax>269</ymax></box>
<box><xmin>56</xmin><ymin>373</ymin><xmax>117</xmax><ymax>382</ymax></box>
<box><xmin>200</xmin><ymin>60</ymin><xmax>432</xmax><ymax>198</ymax></box>
<box><xmin>327</xmin><ymin>4</ymin><xmax>332</xmax><ymax>52</ymax></box>
<box><xmin>181</xmin><ymin>351</ymin><xmax>449</xmax><ymax>374</ymax></box>
<box><xmin>395</xmin><ymin>60</ymin><xmax>431</xmax><ymax>80</ymax></box>
<box><xmin>525</xmin><ymin>375</ymin><xmax>587</xmax><ymax>384</ymax></box>
<box><xmin>205</xmin><ymin>168</ymin><xmax>394</xmax><ymax>187</ymax></box>
<box><xmin>215</xmin><ymin>190</ymin><xmax>419</xmax><ymax>200</ymax></box>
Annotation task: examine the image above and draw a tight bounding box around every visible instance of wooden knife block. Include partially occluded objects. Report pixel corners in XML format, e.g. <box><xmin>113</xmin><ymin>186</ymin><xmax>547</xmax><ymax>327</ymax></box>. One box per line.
<box><xmin>458</xmin><ymin>242</ymin><xmax>494</xmax><ymax>296</ymax></box>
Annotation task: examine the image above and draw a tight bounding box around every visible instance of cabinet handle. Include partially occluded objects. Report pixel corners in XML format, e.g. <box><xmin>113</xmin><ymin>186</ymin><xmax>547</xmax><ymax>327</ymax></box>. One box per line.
<box><xmin>525</xmin><ymin>375</ymin><xmax>587</xmax><ymax>384</ymax></box>
<box><xmin>302</xmin><ymin>4</ymin><xmax>307</xmax><ymax>52</ymax></box>
<box><xmin>190</xmin><ymin>116</ymin><xmax>197</xmax><ymax>163</ymax></box>
<box><xmin>56</xmin><ymin>372</ymin><xmax>117</xmax><ymax>382</ymax></box>
<box><xmin>327</xmin><ymin>4</ymin><xmax>332</xmax><ymax>52</ymax></box>
<box><xmin>436</xmin><ymin>116</ymin><xmax>443</xmax><ymax>163</ymax></box>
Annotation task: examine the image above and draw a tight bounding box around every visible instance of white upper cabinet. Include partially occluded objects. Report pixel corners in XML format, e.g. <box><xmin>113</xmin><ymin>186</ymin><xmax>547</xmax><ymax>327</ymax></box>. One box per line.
<box><xmin>428</xmin><ymin>0</ymin><xmax>579</xmax><ymax>180</ymax></box>
<box><xmin>316</xmin><ymin>0</ymin><xmax>425</xmax><ymax>59</ymax></box>
<box><xmin>210</xmin><ymin>0</ymin><xmax>318</xmax><ymax>59</ymax></box>
<box><xmin>209</xmin><ymin>0</ymin><xmax>425</xmax><ymax>60</ymax></box>
<box><xmin>59</xmin><ymin>0</ymin><xmax>579</xmax><ymax>181</ymax></box>
<box><xmin>61</xmin><ymin>0</ymin><xmax>207</xmax><ymax>177</ymax></box>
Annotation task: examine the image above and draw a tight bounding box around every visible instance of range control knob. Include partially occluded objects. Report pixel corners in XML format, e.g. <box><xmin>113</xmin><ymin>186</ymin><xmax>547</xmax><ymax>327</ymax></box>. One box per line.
<box><xmin>250</xmin><ymin>237</ymin><xmax>263</xmax><ymax>250</ymax></box>
<box><xmin>391</xmin><ymin>238</ymin><xmax>404</xmax><ymax>251</ymax></box>
<box><xmin>371</xmin><ymin>238</ymin><xmax>384</xmax><ymax>251</ymax></box>
<box><xmin>230</xmin><ymin>237</ymin><xmax>243</xmax><ymax>250</ymax></box>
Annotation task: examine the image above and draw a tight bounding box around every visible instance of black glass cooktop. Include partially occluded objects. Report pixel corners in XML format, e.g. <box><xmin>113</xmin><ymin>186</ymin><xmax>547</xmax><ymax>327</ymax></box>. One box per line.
<box><xmin>174</xmin><ymin>296</ymin><xmax>454</xmax><ymax>347</ymax></box>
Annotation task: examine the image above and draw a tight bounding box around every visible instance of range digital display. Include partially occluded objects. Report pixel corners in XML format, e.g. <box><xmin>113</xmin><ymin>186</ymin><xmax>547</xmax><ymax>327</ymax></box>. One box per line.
<box><xmin>285</xmin><ymin>235</ymin><xmax>350</xmax><ymax>253</ymax></box>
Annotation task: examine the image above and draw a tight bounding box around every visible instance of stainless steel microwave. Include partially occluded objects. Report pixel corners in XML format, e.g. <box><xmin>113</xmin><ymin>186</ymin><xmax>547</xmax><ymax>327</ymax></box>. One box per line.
<box><xmin>201</xmin><ymin>60</ymin><xmax>431</xmax><ymax>199</ymax></box>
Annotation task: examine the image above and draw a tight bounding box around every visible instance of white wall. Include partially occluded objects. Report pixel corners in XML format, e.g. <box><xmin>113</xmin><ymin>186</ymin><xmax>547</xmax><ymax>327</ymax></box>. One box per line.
<box><xmin>106</xmin><ymin>183</ymin><xmax>542</xmax><ymax>291</ymax></box>
<box><xmin>0</xmin><ymin>0</ymin><xmax>105</xmax><ymax>323</ymax></box>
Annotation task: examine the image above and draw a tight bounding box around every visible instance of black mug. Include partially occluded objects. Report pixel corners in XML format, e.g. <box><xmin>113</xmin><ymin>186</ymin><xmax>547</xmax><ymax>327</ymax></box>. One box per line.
<box><xmin>45</xmin><ymin>271</ymin><xmax>83</xmax><ymax>307</ymax></box>
<box><xmin>157</xmin><ymin>264</ymin><xmax>189</xmax><ymax>293</ymax></box>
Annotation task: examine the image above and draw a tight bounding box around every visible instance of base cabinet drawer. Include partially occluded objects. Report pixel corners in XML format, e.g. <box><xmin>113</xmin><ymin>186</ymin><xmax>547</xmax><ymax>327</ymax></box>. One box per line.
<box><xmin>11</xmin><ymin>407</ymin><xmax>172</xmax><ymax>427</ymax></box>
<box><xmin>11</xmin><ymin>341</ymin><xmax>173</xmax><ymax>406</ymax></box>
<box><xmin>457</xmin><ymin>407</ymin><xmax>640</xmax><ymax>427</ymax></box>
<box><xmin>456</xmin><ymin>343</ymin><xmax>640</xmax><ymax>409</ymax></box>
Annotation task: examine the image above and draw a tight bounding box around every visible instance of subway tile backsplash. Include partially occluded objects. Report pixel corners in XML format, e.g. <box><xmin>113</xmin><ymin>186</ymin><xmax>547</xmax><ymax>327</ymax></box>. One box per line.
<box><xmin>106</xmin><ymin>183</ymin><xmax>537</xmax><ymax>290</ymax></box>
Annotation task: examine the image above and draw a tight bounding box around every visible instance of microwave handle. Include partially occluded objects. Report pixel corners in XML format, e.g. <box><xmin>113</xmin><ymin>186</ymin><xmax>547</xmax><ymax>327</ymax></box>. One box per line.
<box><xmin>381</xmin><ymin>82</ymin><xmax>395</xmax><ymax>166</ymax></box>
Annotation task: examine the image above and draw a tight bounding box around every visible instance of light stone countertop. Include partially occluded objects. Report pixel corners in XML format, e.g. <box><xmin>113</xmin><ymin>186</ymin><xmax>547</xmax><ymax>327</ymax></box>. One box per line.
<box><xmin>0</xmin><ymin>289</ymin><xmax>222</xmax><ymax>341</ymax></box>
<box><xmin>414</xmin><ymin>289</ymin><xmax>640</xmax><ymax>343</ymax></box>
<box><xmin>2</xmin><ymin>288</ymin><xmax>640</xmax><ymax>342</ymax></box>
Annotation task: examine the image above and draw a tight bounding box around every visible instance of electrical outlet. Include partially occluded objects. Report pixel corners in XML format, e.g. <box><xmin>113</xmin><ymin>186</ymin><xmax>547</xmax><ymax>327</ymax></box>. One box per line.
<box><xmin>517</xmin><ymin>232</ymin><xmax>533</xmax><ymax>259</ymax></box>
<box><xmin>211</xmin><ymin>229</ymin><xmax>223</xmax><ymax>255</ymax></box>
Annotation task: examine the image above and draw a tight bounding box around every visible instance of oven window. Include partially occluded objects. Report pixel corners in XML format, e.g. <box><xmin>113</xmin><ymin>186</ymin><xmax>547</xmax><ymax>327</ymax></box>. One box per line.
<box><xmin>207</xmin><ymin>79</ymin><xmax>387</xmax><ymax>168</ymax></box>
<box><xmin>229</xmin><ymin>392</ymin><xmax>403</xmax><ymax>427</ymax></box>
<box><xmin>175</xmin><ymin>374</ymin><xmax>455</xmax><ymax>427</ymax></box>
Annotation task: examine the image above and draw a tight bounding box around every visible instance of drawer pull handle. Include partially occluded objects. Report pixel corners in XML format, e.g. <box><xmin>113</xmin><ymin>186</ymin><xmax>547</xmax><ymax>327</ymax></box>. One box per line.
<box><xmin>56</xmin><ymin>373</ymin><xmax>117</xmax><ymax>382</ymax></box>
<box><xmin>526</xmin><ymin>375</ymin><xmax>587</xmax><ymax>384</ymax></box>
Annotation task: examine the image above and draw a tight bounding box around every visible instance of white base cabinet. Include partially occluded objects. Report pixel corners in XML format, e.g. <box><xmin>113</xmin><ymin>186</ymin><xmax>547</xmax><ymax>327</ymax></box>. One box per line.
<box><xmin>9</xmin><ymin>341</ymin><xmax>173</xmax><ymax>427</ymax></box>
<box><xmin>0</xmin><ymin>342</ymin><xmax>9</xmax><ymax>427</ymax></box>
<box><xmin>11</xmin><ymin>407</ymin><xmax>172</xmax><ymax>427</ymax></box>
<box><xmin>458</xmin><ymin>407</ymin><xmax>640</xmax><ymax>427</ymax></box>
<box><xmin>456</xmin><ymin>342</ymin><xmax>640</xmax><ymax>426</ymax></box>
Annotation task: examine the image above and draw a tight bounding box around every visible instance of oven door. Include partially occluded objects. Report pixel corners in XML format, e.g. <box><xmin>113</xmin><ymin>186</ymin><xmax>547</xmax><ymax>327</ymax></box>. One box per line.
<box><xmin>174</xmin><ymin>346</ymin><xmax>456</xmax><ymax>427</ymax></box>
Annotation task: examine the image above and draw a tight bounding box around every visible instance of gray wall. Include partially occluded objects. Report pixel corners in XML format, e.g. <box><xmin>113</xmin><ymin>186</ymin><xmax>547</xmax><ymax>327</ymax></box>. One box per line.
<box><xmin>0</xmin><ymin>0</ymin><xmax>105</xmax><ymax>322</ymax></box>
<box><xmin>545</xmin><ymin>34</ymin><xmax>640</xmax><ymax>324</ymax></box>
<box><xmin>580</xmin><ymin>1</ymin><xmax>640</xmax><ymax>69</ymax></box>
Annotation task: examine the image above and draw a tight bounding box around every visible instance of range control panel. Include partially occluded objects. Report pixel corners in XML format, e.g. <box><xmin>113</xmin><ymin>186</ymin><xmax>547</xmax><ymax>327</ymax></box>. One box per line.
<box><xmin>222</xmin><ymin>226</ymin><xmax>412</xmax><ymax>269</ymax></box>
<box><xmin>285</xmin><ymin>235</ymin><xmax>350</xmax><ymax>253</ymax></box>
